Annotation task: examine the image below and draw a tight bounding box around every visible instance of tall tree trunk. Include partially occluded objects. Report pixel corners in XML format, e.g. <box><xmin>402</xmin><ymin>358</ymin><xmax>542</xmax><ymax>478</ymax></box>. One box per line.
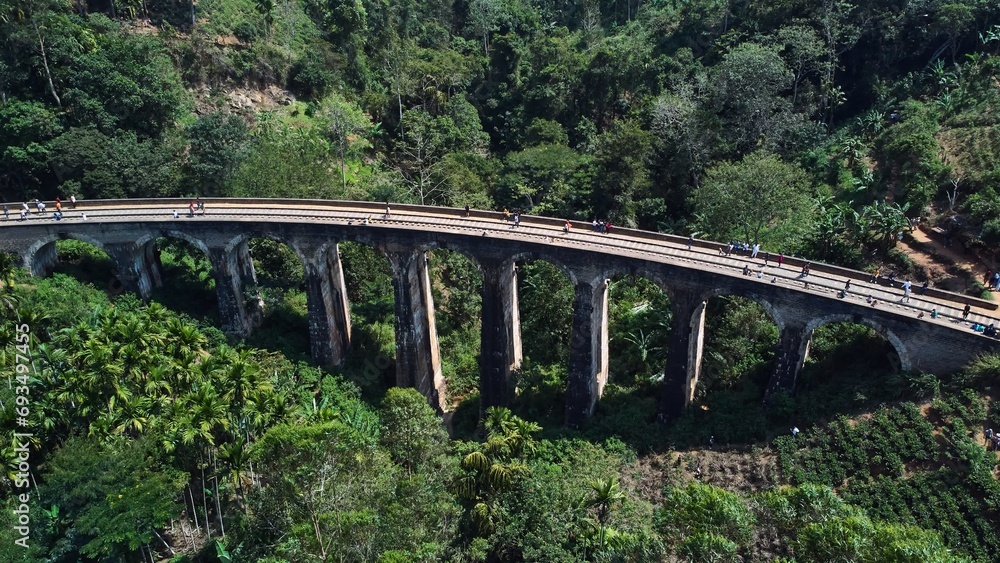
<box><xmin>108</xmin><ymin>0</ymin><xmax>116</xmax><ymax>18</ymax></box>
<box><xmin>30</xmin><ymin>16</ymin><xmax>60</xmax><ymax>107</ymax></box>
<box><xmin>213</xmin><ymin>449</ymin><xmax>225</xmax><ymax>537</ymax></box>
<box><xmin>190</xmin><ymin>0</ymin><xmax>196</xmax><ymax>27</ymax></box>
<box><xmin>201</xmin><ymin>464</ymin><xmax>212</xmax><ymax>538</ymax></box>
<box><xmin>187</xmin><ymin>483</ymin><xmax>200</xmax><ymax>532</ymax></box>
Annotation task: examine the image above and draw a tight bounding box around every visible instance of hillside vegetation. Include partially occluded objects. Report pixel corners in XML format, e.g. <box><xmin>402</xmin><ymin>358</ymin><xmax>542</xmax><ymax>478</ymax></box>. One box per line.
<box><xmin>2</xmin><ymin>0</ymin><xmax>1000</xmax><ymax>561</ymax></box>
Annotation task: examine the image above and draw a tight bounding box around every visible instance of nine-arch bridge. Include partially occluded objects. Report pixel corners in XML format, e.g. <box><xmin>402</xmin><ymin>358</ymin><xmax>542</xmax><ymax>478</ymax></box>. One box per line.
<box><xmin>2</xmin><ymin>198</ymin><xmax>998</xmax><ymax>427</ymax></box>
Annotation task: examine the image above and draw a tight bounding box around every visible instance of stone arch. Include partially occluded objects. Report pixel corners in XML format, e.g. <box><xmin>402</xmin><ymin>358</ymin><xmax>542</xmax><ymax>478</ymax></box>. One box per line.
<box><xmin>666</xmin><ymin>286</ymin><xmax>783</xmax><ymax>409</ymax></box>
<box><xmin>500</xmin><ymin>250</ymin><xmax>580</xmax><ymax>287</ymax></box>
<box><xmin>803</xmin><ymin>314</ymin><xmax>912</xmax><ymax>372</ymax></box>
<box><xmin>25</xmin><ymin>233</ymin><xmax>109</xmax><ymax>277</ymax></box>
<box><xmin>144</xmin><ymin>230</ymin><xmax>212</xmax><ymax>259</ymax></box>
<box><xmin>224</xmin><ymin>232</ymin><xmax>310</xmax><ymax>273</ymax></box>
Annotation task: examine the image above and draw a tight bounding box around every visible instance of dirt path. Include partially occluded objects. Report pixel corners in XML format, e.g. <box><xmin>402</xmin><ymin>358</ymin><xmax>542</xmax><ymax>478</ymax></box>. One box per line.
<box><xmin>896</xmin><ymin>226</ymin><xmax>989</xmax><ymax>292</ymax></box>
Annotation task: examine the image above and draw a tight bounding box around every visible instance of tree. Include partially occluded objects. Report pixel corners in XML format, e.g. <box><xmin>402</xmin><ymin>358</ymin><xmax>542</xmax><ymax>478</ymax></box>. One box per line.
<box><xmin>379</xmin><ymin>387</ymin><xmax>448</xmax><ymax>475</ymax></box>
<box><xmin>185</xmin><ymin>113</ymin><xmax>250</xmax><ymax>197</ymax></box>
<box><xmin>709</xmin><ymin>42</ymin><xmax>796</xmax><ymax>155</ymax></box>
<box><xmin>585</xmin><ymin>475</ymin><xmax>626</xmax><ymax>552</ymax></box>
<box><xmin>691</xmin><ymin>151</ymin><xmax>814</xmax><ymax>248</ymax></box>
<box><xmin>451</xmin><ymin>407</ymin><xmax>539</xmax><ymax>536</ymax></box>
<box><xmin>589</xmin><ymin>119</ymin><xmax>653</xmax><ymax>227</ymax></box>
<box><xmin>318</xmin><ymin>92</ymin><xmax>374</xmax><ymax>193</ymax></box>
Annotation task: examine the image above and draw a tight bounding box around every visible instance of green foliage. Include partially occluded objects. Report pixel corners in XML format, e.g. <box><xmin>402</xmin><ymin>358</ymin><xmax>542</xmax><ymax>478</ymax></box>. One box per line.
<box><xmin>657</xmin><ymin>482</ymin><xmax>756</xmax><ymax>553</ymax></box>
<box><xmin>38</xmin><ymin>436</ymin><xmax>187</xmax><ymax>560</ymax></box>
<box><xmin>380</xmin><ymin>387</ymin><xmax>449</xmax><ymax>473</ymax></box>
<box><xmin>692</xmin><ymin>151</ymin><xmax>815</xmax><ymax>249</ymax></box>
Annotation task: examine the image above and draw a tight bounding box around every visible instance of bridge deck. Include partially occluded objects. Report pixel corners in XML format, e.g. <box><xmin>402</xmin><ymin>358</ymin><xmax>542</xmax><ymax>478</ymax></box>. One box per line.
<box><xmin>2</xmin><ymin>197</ymin><xmax>998</xmax><ymax>339</ymax></box>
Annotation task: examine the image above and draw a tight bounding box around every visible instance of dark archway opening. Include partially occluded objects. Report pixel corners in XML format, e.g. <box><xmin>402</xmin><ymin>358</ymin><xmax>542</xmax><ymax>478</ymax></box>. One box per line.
<box><xmin>583</xmin><ymin>274</ymin><xmax>670</xmax><ymax>445</ymax></box>
<box><xmin>428</xmin><ymin>248</ymin><xmax>483</xmax><ymax>405</ymax></box>
<box><xmin>508</xmin><ymin>259</ymin><xmax>573</xmax><ymax>429</ymax></box>
<box><xmin>336</xmin><ymin>241</ymin><xmax>396</xmax><ymax>398</ymax></box>
<box><xmin>49</xmin><ymin>239</ymin><xmax>115</xmax><ymax>289</ymax></box>
<box><xmin>793</xmin><ymin>322</ymin><xmax>902</xmax><ymax>424</ymax></box>
<box><xmin>243</xmin><ymin>238</ymin><xmax>309</xmax><ymax>360</ymax></box>
<box><xmin>150</xmin><ymin>237</ymin><xmax>217</xmax><ymax>323</ymax></box>
<box><xmin>668</xmin><ymin>295</ymin><xmax>779</xmax><ymax>448</ymax></box>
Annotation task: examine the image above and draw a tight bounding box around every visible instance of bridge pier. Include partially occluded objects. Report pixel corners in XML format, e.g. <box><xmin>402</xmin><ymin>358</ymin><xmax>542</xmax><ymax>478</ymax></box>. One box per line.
<box><xmin>658</xmin><ymin>292</ymin><xmax>707</xmax><ymax>421</ymax></box>
<box><xmin>565</xmin><ymin>276</ymin><xmax>610</xmax><ymax>429</ymax></box>
<box><xmin>479</xmin><ymin>260</ymin><xmax>522</xmax><ymax>416</ymax></box>
<box><xmin>387</xmin><ymin>249</ymin><xmax>447</xmax><ymax>412</ymax></box>
<box><xmin>301</xmin><ymin>243</ymin><xmax>352</xmax><ymax>366</ymax></box>
<box><xmin>104</xmin><ymin>241</ymin><xmax>162</xmax><ymax>301</ymax></box>
<box><xmin>208</xmin><ymin>241</ymin><xmax>263</xmax><ymax>337</ymax></box>
<box><xmin>764</xmin><ymin>322</ymin><xmax>810</xmax><ymax>402</ymax></box>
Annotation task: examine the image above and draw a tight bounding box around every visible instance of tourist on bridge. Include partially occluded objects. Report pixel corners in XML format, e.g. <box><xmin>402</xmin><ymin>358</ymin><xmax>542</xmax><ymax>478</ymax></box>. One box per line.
<box><xmin>70</xmin><ymin>194</ymin><xmax>77</xmax><ymax>208</ymax></box>
<box><xmin>920</xmin><ymin>281</ymin><xmax>929</xmax><ymax>295</ymax></box>
<box><xmin>963</xmin><ymin>303</ymin><xmax>972</xmax><ymax>319</ymax></box>
<box><xmin>869</xmin><ymin>268</ymin><xmax>880</xmax><ymax>283</ymax></box>
<box><xmin>688</xmin><ymin>234</ymin><xmax>694</xmax><ymax>250</ymax></box>
<box><xmin>385</xmin><ymin>201</ymin><xmax>391</xmax><ymax>218</ymax></box>
<box><xmin>503</xmin><ymin>208</ymin><xmax>510</xmax><ymax>222</ymax></box>
<box><xmin>464</xmin><ymin>204</ymin><xmax>470</xmax><ymax>217</ymax></box>
<box><xmin>751</xmin><ymin>243</ymin><xmax>760</xmax><ymax>259</ymax></box>
<box><xmin>2</xmin><ymin>205</ymin><xmax>7</xmax><ymax>220</ymax></box>
<box><xmin>563</xmin><ymin>219</ymin><xmax>572</xmax><ymax>233</ymax></box>
<box><xmin>189</xmin><ymin>201</ymin><xmax>195</xmax><ymax>216</ymax></box>
<box><xmin>777</xmin><ymin>253</ymin><xmax>784</xmax><ymax>268</ymax></box>
<box><xmin>763</xmin><ymin>252</ymin><xmax>770</xmax><ymax>266</ymax></box>
<box><xmin>901</xmin><ymin>280</ymin><xmax>912</xmax><ymax>303</ymax></box>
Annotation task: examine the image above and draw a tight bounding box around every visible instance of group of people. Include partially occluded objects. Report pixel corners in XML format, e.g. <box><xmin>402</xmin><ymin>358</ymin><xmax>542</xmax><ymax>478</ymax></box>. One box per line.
<box><xmin>3</xmin><ymin>195</ymin><xmax>78</xmax><ymax>221</ymax></box>
<box><xmin>984</xmin><ymin>270</ymin><xmax>1000</xmax><ymax>292</ymax></box>
<box><xmin>501</xmin><ymin>208</ymin><xmax>522</xmax><ymax>227</ymax></box>
<box><xmin>591</xmin><ymin>219</ymin><xmax>613</xmax><ymax>233</ymax></box>
<box><xmin>986</xmin><ymin>428</ymin><xmax>1000</xmax><ymax>451</ymax></box>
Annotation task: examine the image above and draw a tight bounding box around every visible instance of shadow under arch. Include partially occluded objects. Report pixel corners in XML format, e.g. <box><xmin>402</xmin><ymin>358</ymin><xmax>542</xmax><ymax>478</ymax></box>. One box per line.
<box><xmin>425</xmin><ymin>247</ymin><xmax>484</xmax><ymax>420</ymax></box>
<box><xmin>26</xmin><ymin>232</ymin><xmax>110</xmax><ymax>277</ymax></box>
<box><xmin>803</xmin><ymin>314</ymin><xmax>911</xmax><ymax>372</ymax></box>
<box><xmin>507</xmin><ymin>254</ymin><xmax>577</xmax><ymax>428</ymax></box>
<box><xmin>334</xmin><ymin>240</ymin><xmax>397</xmax><ymax>397</ymax></box>
<box><xmin>667</xmin><ymin>288</ymin><xmax>786</xmax><ymax>412</ymax></box>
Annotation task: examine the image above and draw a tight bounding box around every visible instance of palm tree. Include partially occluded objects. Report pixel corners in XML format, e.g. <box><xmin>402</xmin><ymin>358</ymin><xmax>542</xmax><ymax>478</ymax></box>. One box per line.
<box><xmin>452</xmin><ymin>408</ymin><xmax>539</xmax><ymax>536</ymax></box>
<box><xmin>585</xmin><ymin>476</ymin><xmax>626</xmax><ymax>552</ymax></box>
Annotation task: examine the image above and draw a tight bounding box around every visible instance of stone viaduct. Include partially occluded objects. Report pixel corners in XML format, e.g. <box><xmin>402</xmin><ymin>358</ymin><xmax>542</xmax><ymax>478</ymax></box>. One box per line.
<box><xmin>1</xmin><ymin>199</ymin><xmax>998</xmax><ymax>427</ymax></box>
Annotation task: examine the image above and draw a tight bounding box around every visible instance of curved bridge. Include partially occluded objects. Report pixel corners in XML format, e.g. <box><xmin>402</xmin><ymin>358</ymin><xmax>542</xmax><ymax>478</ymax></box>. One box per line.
<box><xmin>1</xmin><ymin>198</ymin><xmax>997</xmax><ymax>426</ymax></box>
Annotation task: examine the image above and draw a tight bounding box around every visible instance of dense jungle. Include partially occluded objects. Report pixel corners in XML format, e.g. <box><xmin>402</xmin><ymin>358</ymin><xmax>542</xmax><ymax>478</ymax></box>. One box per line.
<box><xmin>2</xmin><ymin>0</ymin><xmax>1000</xmax><ymax>560</ymax></box>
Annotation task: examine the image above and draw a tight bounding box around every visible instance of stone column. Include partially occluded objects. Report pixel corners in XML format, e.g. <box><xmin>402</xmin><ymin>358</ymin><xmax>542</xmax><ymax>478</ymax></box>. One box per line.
<box><xmin>387</xmin><ymin>249</ymin><xmax>447</xmax><ymax>412</ymax></box>
<box><xmin>302</xmin><ymin>243</ymin><xmax>352</xmax><ymax>366</ymax></box>
<box><xmin>141</xmin><ymin>239</ymin><xmax>164</xmax><ymax>289</ymax></box>
<box><xmin>765</xmin><ymin>322</ymin><xmax>810</xmax><ymax>402</ymax></box>
<box><xmin>565</xmin><ymin>276</ymin><xmax>610</xmax><ymax>429</ymax></box>
<box><xmin>207</xmin><ymin>241</ymin><xmax>263</xmax><ymax>337</ymax></box>
<box><xmin>104</xmin><ymin>241</ymin><xmax>158</xmax><ymax>301</ymax></box>
<box><xmin>658</xmin><ymin>291</ymin><xmax>707</xmax><ymax>422</ymax></box>
<box><xmin>479</xmin><ymin>260</ymin><xmax>522</xmax><ymax>415</ymax></box>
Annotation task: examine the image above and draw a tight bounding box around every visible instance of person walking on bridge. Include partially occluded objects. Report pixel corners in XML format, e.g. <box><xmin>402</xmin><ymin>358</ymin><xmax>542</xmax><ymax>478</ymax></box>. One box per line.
<box><xmin>963</xmin><ymin>303</ymin><xmax>972</xmax><ymax>320</ymax></box>
<box><xmin>385</xmin><ymin>201</ymin><xmax>391</xmax><ymax>219</ymax></box>
<box><xmin>901</xmin><ymin>280</ymin><xmax>912</xmax><ymax>303</ymax></box>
